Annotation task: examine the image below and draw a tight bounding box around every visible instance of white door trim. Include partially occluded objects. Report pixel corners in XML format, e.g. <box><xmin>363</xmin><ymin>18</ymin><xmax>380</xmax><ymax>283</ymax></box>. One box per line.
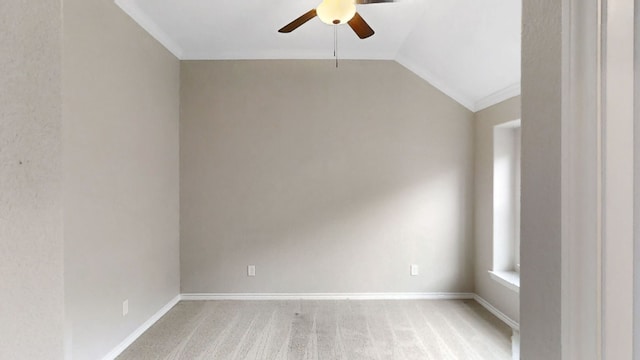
<box><xmin>561</xmin><ymin>0</ymin><xmax>636</xmax><ymax>358</ymax></box>
<box><xmin>560</xmin><ymin>0</ymin><xmax>602</xmax><ymax>358</ymax></box>
<box><xmin>601</xmin><ymin>0</ymin><xmax>635</xmax><ymax>358</ymax></box>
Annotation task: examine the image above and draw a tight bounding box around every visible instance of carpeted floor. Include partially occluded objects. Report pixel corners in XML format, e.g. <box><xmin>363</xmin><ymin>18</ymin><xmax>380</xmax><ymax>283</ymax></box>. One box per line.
<box><xmin>117</xmin><ymin>299</ymin><xmax>512</xmax><ymax>360</ymax></box>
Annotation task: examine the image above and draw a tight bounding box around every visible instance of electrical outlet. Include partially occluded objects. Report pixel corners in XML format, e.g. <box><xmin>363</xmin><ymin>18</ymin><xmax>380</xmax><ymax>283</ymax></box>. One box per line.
<box><xmin>248</xmin><ymin>265</ymin><xmax>256</xmax><ymax>277</ymax></box>
<box><xmin>122</xmin><ymin>300</ymin><xmax>129</xmax><ymax>316</ymax></box>
<box><xmin>410</xmin><ymin>264</ymin><xmax>419</xmax><ymax>276</ymax></box>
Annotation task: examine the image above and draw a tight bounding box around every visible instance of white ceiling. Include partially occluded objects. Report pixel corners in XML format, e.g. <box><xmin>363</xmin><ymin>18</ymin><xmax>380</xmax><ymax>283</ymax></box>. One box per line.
<box><xmin>115</xmin><ymin>0</ymin><xmax>521</xmax><ymax>111</ymax></box>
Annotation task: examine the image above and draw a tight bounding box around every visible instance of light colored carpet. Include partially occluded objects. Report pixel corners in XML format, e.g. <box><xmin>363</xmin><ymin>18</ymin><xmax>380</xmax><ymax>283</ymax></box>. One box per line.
<box><xmin>117</xmin><ymin>299</ymin><xmax>512</xmax><ymax>360</ymax></box>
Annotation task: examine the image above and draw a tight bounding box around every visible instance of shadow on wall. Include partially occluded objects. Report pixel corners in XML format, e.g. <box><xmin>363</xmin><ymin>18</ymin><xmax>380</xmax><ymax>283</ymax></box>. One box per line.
<box><xmin>180</xmin><ymin>60</ymin><xmax>474</xmax><ymax>294</ymax></box>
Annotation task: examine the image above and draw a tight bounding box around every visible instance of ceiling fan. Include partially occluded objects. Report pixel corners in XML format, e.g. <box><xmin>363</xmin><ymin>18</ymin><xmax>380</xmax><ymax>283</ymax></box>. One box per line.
<box><xmin>278</xmin><ymin>0</ymin><xmax>397</xmax><ymax>39</ymax></box>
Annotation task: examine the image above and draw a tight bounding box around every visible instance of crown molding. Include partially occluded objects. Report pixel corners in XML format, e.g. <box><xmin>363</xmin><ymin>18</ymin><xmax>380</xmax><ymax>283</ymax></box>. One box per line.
<box><xmin>394</xmin><ymin>54</ymin><xmax>476</xmax><ymax>112</ymax></box>
<box><xmin>183</xmin><ymin>51</ymin><xmax>397</xmax><ymax>61</ymax></box>
<box><xmin>114</xmin><ymin>0</ymin><xmax>184</xmax><ymax>59</ymax></box>
<box><xmin>474</xmin><ymin>83</ymin><xmax>521</xmax><ymax>112</ymax></box>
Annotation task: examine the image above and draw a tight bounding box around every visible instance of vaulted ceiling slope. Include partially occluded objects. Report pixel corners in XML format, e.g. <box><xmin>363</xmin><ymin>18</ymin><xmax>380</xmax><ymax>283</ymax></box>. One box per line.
<box><xmin>115</xmin><ymin>0</ymin><xmax>520</xmax><ymax>112</ymax></box>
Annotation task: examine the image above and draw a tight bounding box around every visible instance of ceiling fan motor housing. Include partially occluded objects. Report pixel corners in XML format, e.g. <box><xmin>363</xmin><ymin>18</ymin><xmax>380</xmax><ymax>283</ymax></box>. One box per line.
<box><xmin>316</xmin><ymin>0</ymin><xmax>357</xmax><ymax>25</ymax></box>
<box><xmin>278</xmin><ymin>0</ymin><xmax>375</xmax><ymax>39</ymax></box>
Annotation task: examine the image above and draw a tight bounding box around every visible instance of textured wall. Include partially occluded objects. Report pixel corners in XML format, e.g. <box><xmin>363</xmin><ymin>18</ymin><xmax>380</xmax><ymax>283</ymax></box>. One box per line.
<box><xmin>473</xmin><ymin>96</ymin><xmax>520</xmax><ymax>322</ymax></box>
<box><xmin>180</xmin><ymin>60</ymin><xmax>475</xmax><ymax>294</ymax></box>
<box><xmin>521</xmin><ymin>0</ymin><xmax>562</xmax><ymax>358</ymax></box>
<box><xmin>0</xmin><ymin>1</ymin><xmax>64</xmax><ymax>359</ymax></box>
<box><xmin>62</xmin><ymin>0</ymin><xmax>180</xmax><ymax>358</ymax></box>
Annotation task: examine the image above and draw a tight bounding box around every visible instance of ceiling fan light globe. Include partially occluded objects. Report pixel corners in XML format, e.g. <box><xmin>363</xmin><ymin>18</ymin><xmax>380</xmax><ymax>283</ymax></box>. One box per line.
<box><xmin>316</xmin><ymin>0</ymin><xmax>356</xmax><ymax>25</ymax></box>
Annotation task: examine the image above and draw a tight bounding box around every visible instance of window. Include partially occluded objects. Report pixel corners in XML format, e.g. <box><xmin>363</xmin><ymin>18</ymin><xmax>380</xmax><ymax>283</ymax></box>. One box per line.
<box><xmin>490</xmin><ymin>119</ymin><xmax>521</xmax><ymax>292</ymax></box>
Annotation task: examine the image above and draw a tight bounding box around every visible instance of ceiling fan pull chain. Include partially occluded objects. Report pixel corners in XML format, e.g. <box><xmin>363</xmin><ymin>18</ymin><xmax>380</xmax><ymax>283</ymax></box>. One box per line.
<box><xmin>334</xmin><ymin>26</ymin><xmax>339</xmax><ymax>68</ymax></box>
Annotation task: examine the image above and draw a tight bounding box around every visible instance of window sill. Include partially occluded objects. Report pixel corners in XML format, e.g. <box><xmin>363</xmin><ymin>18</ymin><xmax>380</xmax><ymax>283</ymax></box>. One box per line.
<box><xmin>489</xmin><ymin>270</ymin><xmax>520</xmax><ymax>293</ymax></box>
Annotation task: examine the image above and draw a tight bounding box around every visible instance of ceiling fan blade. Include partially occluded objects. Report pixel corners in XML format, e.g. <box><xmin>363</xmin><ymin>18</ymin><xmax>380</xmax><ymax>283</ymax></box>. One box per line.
<box><xmin>278</xmin><ymin>9</ymin><xmax>317</xmax><ymax>33</ymax></box>
<box><xmin>348</xmin><ymin>12</ymin><xmax>375</xmax><ymax>39</ymax></box>
<box><xmin>355</xmin><ymin>0</ymin><xmax>397</xmax><ymax>3</ymax></box>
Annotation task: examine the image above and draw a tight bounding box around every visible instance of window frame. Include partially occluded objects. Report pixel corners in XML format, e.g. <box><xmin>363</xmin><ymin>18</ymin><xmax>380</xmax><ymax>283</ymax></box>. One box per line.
<box><xmin>490</xmin><ymin>119</ymin><xmax>521</xmax><ymax>291</ymax></box>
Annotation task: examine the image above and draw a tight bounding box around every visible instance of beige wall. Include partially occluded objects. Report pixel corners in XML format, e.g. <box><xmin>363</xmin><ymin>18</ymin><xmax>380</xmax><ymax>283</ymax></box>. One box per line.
<box><xmin>635</xmin><ymin>0</ymin><xmax>640</xmax><ymax>351</ymax></box>
<box><xmin>521</xmin><ymin>0</ymin><xmax>562</xmax><ymax>358</ymax></box>
<box><xmin>0</xmin><ymin>1</ymin><xmax>64</xmax><ymax>359</ymax></box>
<box><xmin>473</xmin><ymin>96</ymin><xmax>520</xmax><ymax>322</ymax></box>
<box><xmin>180</xmin><ymin>60</ymin><xmax>475</xmax><ymax>294</ymax></box>
<box><xmin>62</xmin><ymin>0</ymin><xmax>180</xmax><ymax>358</ymax></box>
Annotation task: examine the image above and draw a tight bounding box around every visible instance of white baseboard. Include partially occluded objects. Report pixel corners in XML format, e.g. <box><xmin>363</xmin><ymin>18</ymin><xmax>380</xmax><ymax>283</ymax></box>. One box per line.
<box><xmin>473</xmin><ymin>294</ymin><xmax>519</xmax><ymax>331</ymax></box>
<box><xmin>101</xmin><ymin>294</ymin><xmax>181</xmax><ymax>360</ymax></box>
<box><xmin>180</xmin><ymin>292</ymin><xmax>475</xmax><ymax>301</ymax></box>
